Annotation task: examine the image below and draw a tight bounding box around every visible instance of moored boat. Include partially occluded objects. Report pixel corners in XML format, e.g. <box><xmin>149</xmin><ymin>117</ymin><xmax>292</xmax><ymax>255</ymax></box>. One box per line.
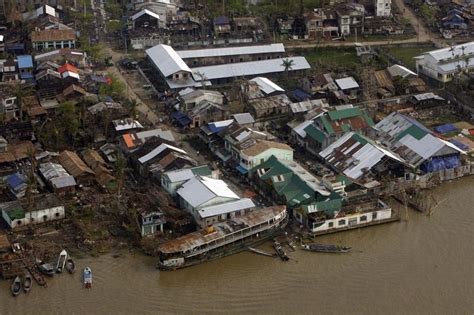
<box><xmin>302</xmin><ymin>243</ymin><xmax>351</xmax><ymax>253</ymax></box>
<box><xmin>273</xmin><ymin>240</ymin><xmax>289</xmax><ymax>261</ymax></box>
<box><xmin>11</xmin><ymin>276</ymin><xmax>21</xmax><ymax>297</ymax></box>
<box><xmin>65</xmin><ymin>258</ymin><xmax>75</xmax><ymax>274</ymax></box>
<box><xmin>157</xmin><ymin>206</ymin><xmax>288</xmax><ymax>270</ymax></box>
<box><xmin>83</xmin><ymin>267</ymin><xmax>92</xmax><ymax>288</ymax></box>
<box><xmin>56</xmin><ymin>250</ymin><xmax>68</xmax><ymax>273</ymax></box>
<box><xmin>23</xmin><ymin>272</ymin><xmax>32</xmax><ymax>293</ymax></box>
<box><xmin>37</xmin><ymin>260</ymin><xmax>55</xmax><ymax>277</ymax></box>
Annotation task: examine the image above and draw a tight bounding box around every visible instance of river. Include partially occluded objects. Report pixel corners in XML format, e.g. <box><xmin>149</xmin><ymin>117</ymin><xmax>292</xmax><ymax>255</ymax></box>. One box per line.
<box><xmin>1</xmin><ymin>177</ymin><xmax>473</xmax><ymax>314</ymax></box>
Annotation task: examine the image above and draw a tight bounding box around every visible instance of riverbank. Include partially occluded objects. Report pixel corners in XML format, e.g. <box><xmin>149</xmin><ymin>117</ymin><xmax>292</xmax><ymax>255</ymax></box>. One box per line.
<box><xmin>1</xmin><ymin>177</ymin><xmax>472</xmax><ymax>314</ymax></box>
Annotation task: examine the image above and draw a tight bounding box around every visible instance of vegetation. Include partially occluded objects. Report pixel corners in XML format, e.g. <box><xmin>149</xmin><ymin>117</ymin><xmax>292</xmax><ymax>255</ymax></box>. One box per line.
<box><xmin>382</xmin><ymin>46</ymin><xmax>430</xmax><ymax>69</ymax></box>
<box><xmin>299</xmin><ymin>47</ymin><xmax>360</xmax><ymax>70</ymax></box>
<box><xmin>99</xmin><ymin>73</ymin><xmax>126</xmax><ymax>98</ymax></box>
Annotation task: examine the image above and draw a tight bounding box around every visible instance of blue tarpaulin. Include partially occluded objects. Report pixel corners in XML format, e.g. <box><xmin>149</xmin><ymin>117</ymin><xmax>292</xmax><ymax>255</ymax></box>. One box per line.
<box><xmin>292</xmin><ymin>89</ymin><xmax>311</xmax><ymax>102</ymax></box>
<box><xmin>6</xmin><ymin>173</ymin><xmax>26</xmax><ymax>190</ymax></box>
<box><xmin>434</xmin><ymin>123</ymin><xmax>457</xmax><ymax>134</ymax></box>
<box><xmin>171</xmin><ymin>111</ymin><xmax>191</xmax><ymax>127</ymax></box>
<box><xmin>421</xmin><ymin>155</ymin><xmax>461</xmax><ymax>173</ymax></box>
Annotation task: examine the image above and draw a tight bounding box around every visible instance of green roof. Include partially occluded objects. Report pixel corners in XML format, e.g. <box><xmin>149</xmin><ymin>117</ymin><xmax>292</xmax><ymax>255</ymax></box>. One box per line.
<box><xmin>191</xmin><ymin>165</ymin><xmax>212</xmax><ymax>176</ymax></box>
<box><xmin>319</xmin><ymin>116</ymin><xmax>335</xmax><ymax>134</ymax></box>
<box><xmin>362</xmin><ymin>112</ymin><xmax>375</xmax><ymax>126</ymax></box>
<box><xmin>304</xmin><ymin>124</ymin><xmax>326</xmax><ymax>143</ymax></box>
<box><xmin>5</xmin><ymin>206</ymin><xmax>25</xmax><ymax>221</ymax></box>
<box><xmin>395</xmin><ymin>124</ymin><xmax>428</xmax><ymax>141</ymax></box>
<box><xmin>328</xmin><ymin>108</ymin><xmax>362</xmax><ymax>121</ymax></box>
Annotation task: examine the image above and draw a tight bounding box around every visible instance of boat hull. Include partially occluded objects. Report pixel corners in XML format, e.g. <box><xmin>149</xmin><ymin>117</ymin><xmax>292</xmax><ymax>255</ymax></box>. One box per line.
<box><xmin>158</xmin><ymin>225</ymin><xmax>285</xmax><ymax>271</ymax></box>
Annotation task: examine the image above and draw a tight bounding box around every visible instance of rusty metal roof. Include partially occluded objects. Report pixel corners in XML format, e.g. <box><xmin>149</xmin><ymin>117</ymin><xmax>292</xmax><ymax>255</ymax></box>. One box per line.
<box><xmin>158</xmin><ymin>206</ymin><xmax>286</xmax><ymax>254</ymax></box>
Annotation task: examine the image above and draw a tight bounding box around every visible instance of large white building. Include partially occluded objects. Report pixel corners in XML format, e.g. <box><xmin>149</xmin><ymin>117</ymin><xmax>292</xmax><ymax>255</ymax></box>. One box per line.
<box><xmin>415</xmin><ymin>42</ymin><xmax>474</xmax><ymax>83</ymax></box>
<box><xmin>375</xmin><ymin>0</ymin><xmax>391</xmax><ymax>17</ymax></box>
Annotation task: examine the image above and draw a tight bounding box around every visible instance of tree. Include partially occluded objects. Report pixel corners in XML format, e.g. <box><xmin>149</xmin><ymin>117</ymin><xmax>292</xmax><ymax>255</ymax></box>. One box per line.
<box><xmin>14</xmin><ymin>82</ymin><xmax>24</xmax><ymax>121</ymax></box>
<box><xmin>126</xmin><ymin>99</ymin><xmax>140</xmax><ymax>119</ymax></box>
<box><xmin>420</xmin><ymin>4</ymin><xmax>436</xmax><ymax>26</ymax></box>
<box><xmin>194</xmin><ymin>71</ymin><xmax>208</xmax><ymax>89</ymax></box>
<box><xmin>99</xmin><ymin>73</ymin><xmax>125</xmax><ymax>97</ymax></box>
<box><xmin>281</xmin><ymin>58</ymin><xmax>295</xmax><ymax>81</ymax></box>
<box><xmin>58</xmin><ymin>101</ymin><xmax>80</xmax><ymax>142</ymax></box>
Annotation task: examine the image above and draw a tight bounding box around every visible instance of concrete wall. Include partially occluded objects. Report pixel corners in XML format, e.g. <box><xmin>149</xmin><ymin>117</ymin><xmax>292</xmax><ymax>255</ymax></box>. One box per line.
<box><xmin>3</xmin><ymin>206</ymin><xmax>65</xmax><ymax>229</ymax></box>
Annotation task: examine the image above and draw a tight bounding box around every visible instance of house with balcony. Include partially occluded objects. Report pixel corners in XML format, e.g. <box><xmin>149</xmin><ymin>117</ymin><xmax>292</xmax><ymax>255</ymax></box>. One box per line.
<box><xmin>31</xmin><ymin>29</ymin><xmax>77</xmax><ymax>51</ymax></box>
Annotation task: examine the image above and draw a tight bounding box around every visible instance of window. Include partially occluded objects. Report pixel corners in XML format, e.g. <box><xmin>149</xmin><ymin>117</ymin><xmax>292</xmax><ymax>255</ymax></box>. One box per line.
<box><xmin>360</xmin><ymin>215</ymin><xmax>367</xmax><ymax>222</ymax></box>
<box><xmin>230</xmin><ymin>58</ymin><xmax>234</xmax><ymax>63</ymax></box>
<box><xmin>338</xmin><ymin>219</ymin><xmax>346</xmax><ymax>226</ymax></box>
<box><xmin>373</xmin><ymin>212</ymin><xmax>378</xmax><ymax>219</ymax></box>
<box><xmin>55</xmin><ymin>213</ymin><xmax>60</xmax><ymax>217</ymax></box>
<box><xmin>240</xmin><ymin>58</ymin><xmax>243</xmax><ymax>62</ymax></box>
<box><xmin>328</xmin><ymin>222</ymin><xmax>333</xmax><ymax>228</ymax></box>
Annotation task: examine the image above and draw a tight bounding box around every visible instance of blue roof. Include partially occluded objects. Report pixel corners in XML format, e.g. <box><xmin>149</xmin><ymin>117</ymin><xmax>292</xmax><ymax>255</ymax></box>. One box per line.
<box><xmin>292</xmin><ymin>89</ymin><xmax>311</xmax><ymax>102</ymax></box>
<box><xmin>434</xmin><ymin>123</ymin><xmax>457</xmax><ymax>134</ymax></box>
<box><xmin>17</xmin><ymin>55</ymin><xmax>33</xmax><ymax>69</ymax></box>
<box><xmin>20</xmin><ymin>72</ymin><xmax>34</xmax><ymax>80</ymax></box>
<box><xmin>171</xmin><ymin>111</ymin><xmax>191</xmax><ymax>127</ymax></box>
<box><xmin>214</xmin><ymin>16</ymin><xmax>230</xmax><ymax>25</ymax></box>
<box><xmin>449</xmin><ymin>139</ymin><xmax>469</xmax><ymax>151</ymax></box>
<box><xmin>6</xmin><ymin>173</ymin><xmax>26</xmax><ymax>190</ymax></box>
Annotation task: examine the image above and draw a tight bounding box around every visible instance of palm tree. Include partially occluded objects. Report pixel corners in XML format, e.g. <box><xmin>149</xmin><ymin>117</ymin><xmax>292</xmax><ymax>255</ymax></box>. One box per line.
<box><xmin>281</xmin><ymin>58</ymin><xmax>294</xmax><ymax>81</ymax></box>
<box><xmin>126</xmin><ymin>98</ymin><xmax>140</xmax><ymax>119</ymax></box>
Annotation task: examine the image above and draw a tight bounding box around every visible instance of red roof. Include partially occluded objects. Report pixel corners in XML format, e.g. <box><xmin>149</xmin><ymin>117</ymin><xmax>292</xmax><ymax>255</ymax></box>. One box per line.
<box><xmin>58</xmin><ymin>63</ymin><xmax>78</xmax><ymax>74</ymax></box>
<box><xmin>469</xmin><ymin>129</ymin><xmax>474</xmax><ymax>136</ymax></box>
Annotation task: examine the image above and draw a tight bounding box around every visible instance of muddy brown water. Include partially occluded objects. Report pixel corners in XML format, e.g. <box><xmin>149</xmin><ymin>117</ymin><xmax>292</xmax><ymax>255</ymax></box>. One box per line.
<box><xmin>1</xmin><ymin>177</ymin><xmax>473</xmax><ymax>314</ymax></box>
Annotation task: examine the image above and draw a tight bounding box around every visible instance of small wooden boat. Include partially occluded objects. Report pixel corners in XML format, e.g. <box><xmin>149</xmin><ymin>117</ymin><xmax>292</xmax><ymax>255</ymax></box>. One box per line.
<box><xmin>65</xmin><ymin>258</ymin><xmax>75</xmax><ymax>274</ymax></box>
<box><xmin>248</xmin><ymin>247</ymin><xmax>277</xmax><ymax>258</ymax></box>
<box><xmin>302</xmin><ymin>243</ymin><xmax>352</xmax><ymax>253</ymax></box>
<box><xmin>273</xmin><ymin>241</ymin><xmax>289</xmax><ymax>261</ymax></box>
<box><xmin>83</xmin><ymin>267</ymin><xmax>92</xmax><ymax>288</ymax></box>
<box><xmin>56</xmin><ymin>250</ymin><xmax>68</xmax><ymax>273</ymax></box>
<box><xmin>23</xmin><ymin>272</ymin><xmax>32</xmax><ymax>293</ymax></box>
<box><xmin>11</xmin><ymin>276</ymin><xmax>21</xmax><ymax>297</ymax></box>
<box><xmin>37</xmin><ymin>260</ymin><xmax>55</xmax><ymax>277</ymax></box>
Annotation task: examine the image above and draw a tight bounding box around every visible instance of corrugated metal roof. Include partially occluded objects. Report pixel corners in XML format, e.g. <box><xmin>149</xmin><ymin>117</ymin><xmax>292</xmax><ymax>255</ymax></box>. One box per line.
<box><xmin>146</xmin><ymin>44</ymin><xmax>192</xmax><ymax>77</ymax></box>
<box><xmin>232</xmin><ymin>113</ymin><xmax>255</xmax><ymax>125</ymax></box>
<box><xmin>387</xmin><ymin>64</ymin><xmax>417</xmax><ymax>78</ymax></box>
<box><xmin>164</xmin><ymin>166</ymin><xmax>212</xmax><ymax>183</ymax></box>
<box><xmin>198</xmin><ymin>198</ymin><xmax>255</xmax><ymax>218</ymax></box>
<box><xmin>249</xmin><ymin>76</ymin><xmax>284</xmax><ymax>95</ymax></box>
<box><xmin>413</xmin><ymin>92</ymin><xmax>444</xmax><ymax>101</ymax></box>
<box><xmin>138</xmin><ymin>143</ymin><xmax>187</xmax><ymax>164</ymax></box>
<box><xmin>113</xmin><ymin>119</ymin><xmax>144</xmax><ymax>131</ymax></box>
<box><xmin>177</xmin><ymin>176</ymin><xmax>240</xmax><ymax>208</ymax></box>
<box><xmin>191</xmin><ymin>57</ymin><xmax>310</xmax><ymax>80</ymax></box>
<box><xmin>176</xmin><ymin>43</ymin><xmax>285</xmax><ymax>59</ymax></box>
<box><xmin>335</xmin><ymin>77</ymin><xmax>359</xmax><ymax>90</ymax></box>
<box><xmin>424</xmin><ymin>42</ymin><xmax>474</xmax><ymax>62</ymax></box>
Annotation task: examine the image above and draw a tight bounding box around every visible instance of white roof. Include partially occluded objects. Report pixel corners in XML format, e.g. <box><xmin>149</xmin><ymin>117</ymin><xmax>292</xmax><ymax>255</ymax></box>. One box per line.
<box><xmin>62</xmin><ymin>71</ymin><xmax>80</xmax><ymax>80</ymax></box>
<box><xmin>335</xmin><ymin>77</ymin><xmax>359</xmax><ymax>90</ymax></box>
<box><xmin>178</xmin><ymin>87</ymin><xmax>195</xmax><ymax>97</ymax></box>
<box><xmin>424</xmin><ymin>42</ymin><xmax>474</xmax><ymax>62</ymax></box>
<box><xmin>198</xmin><ymin>198</ymin><xmax>255</xmax><ymax>219</ymax></box>
<box><xmin>249</xmin><ymin>77</ymin><xmax>284</xmax><ymax>95</ymax></box>
<box><xmin>136</xmin><ymin>129</ymin><xmax>175</xmax><ymax>142</ymax></box>
<box><xmin>131</xmin><ymin>9</ymin><xmax>160</xmax><ymax>21</ymax></box>
<box><xmin>0</xmin><ymin>35</ymin><xmax>3</xmax><ymax>42</ymax></box>
<box><xmin>164</xmin><ymin>169</ymin><xmax>195</xmax><ymax>183</ymax></box>
<box><xmin>113</xmin><ymin>119</ymin><xmax>144</xmax><ymax>131</ymax></box>
<box><xmin>176</xmin><ymin>43</ymin><xmax>285</xmax><ymax>59</ymax></box>
<box><xmin>398</xmin><ymin>134</ymin><xmax>445</xmax><ymax>160</ymax></box>
<box><xmin>146</xmin><ymin>44</ymin><xmax>192</xmax><ymax>77</ymax></box>
<box><xmin>413</xmin><ymin>92</ymin><xmax>444</xmax><ymax>101</ymax></box>
<box><xmin>191</xmin><ymin>57</ymin><xmax>310</xmax><ymax>81</ymax></box>
<box><xmin>177</xmin><ymin>176</ymin><xmax>240</xmax><ymax>208</ymax></box>
<box><xmin>36</xmin><ymin>5</ymin><xmax>56</xmax><ymax>17</ymax></box>
<box><xmin>211</xmin><ymin>119</ymin><xmax>234</xmax><ymax>128</ymax></box>
<box><xmin>138</xmin><ymin>143</ymin><xmax>187</xmax><ymax>164</ymax></box>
